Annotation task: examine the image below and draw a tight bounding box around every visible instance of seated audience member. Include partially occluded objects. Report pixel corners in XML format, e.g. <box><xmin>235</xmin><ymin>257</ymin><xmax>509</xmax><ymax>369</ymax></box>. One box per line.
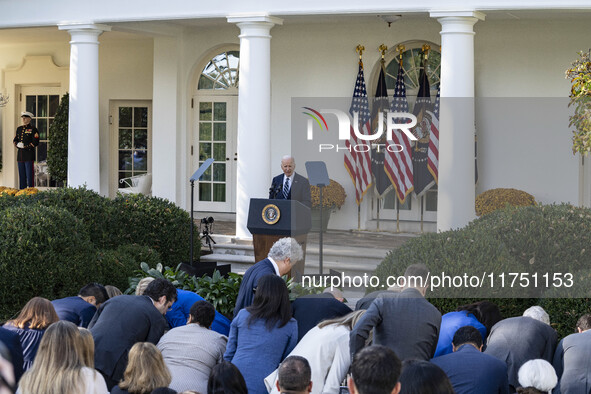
<box><xmin>350</xmin><ymin>264</ymin><xmax>441</xmax><ymax>361</ymax></box>
<box><xmin>0</xmin><ymin>327</ymin><xmax>24</xmax><ymax>383</ymax></box>
<box><xmin>431</xmin><ymin>326</ymin><xmax>509</xmax><ymax>394</ymax></box>
<box><xmin>18</xmin><ymin>320</ymin><xmax>108</xmax><ymax>394</ymax></box>
<box><xmin>89</xmin><ymin>278</ymin><xmax>176</xmax><ymax>390</ymax></box>
<box><xmin>111</xmin><ymin>342</ymin><xmax>171</xmax><ymax>394</ymax></box>
<box><xmin>434</xmin><ymin>300</ymin><xmax>501</xmax><ymax>357</ymax></box>
<box><xmin>553</xmin><ymin>314</ymin><xmax>591</xmax><ymax>394</ymax></box>
<box><xmin>347</xmin><ymin>345</ymin><xmax>401</xmax><ymax>394</ymax></box>
<box><xmin>233</xmin><ymin>237</ymin><xmax>303</xmax><ymax>317</ymax></box>
<box><xmin>158</xmin><ymin>301</ymin><xmax>227</xmax><ymax>393</ymax></box>
<box><xmin>207</xmin><ymin>361</ymin><xmax>248</xmax><ymax>394</ymax></box>
<box><xmin>485</xmin><ymin>306</ymin><xmax>558</xmax><ymax>392</ymax></box>
<box><xmin>136</xmin><ymin>277</ymin><xmax>230</xmax><ymax>335</ymax></box>
<box><xmin>52</xmin><ymin>283</ymin><xmax>109</xmax><ymax>328</ymax></box>
<box><xmin>3</xmin><ymin>297</ymin><xmax>59</xmax><ymax>371</ymax></box>
<box><xmin>398</xmin><ymin>360</ymin><xmax>454</xmax><ymax>394</ymax></box>
<box><xmin>105</xmin><ymin>285</ymin><xmax>123</xmax><ymax>298</ymax></box>
<box><xmin>224</xmin><ymin>274</ymin><xmax>297</xmax><ymax>394</ymax></box>
<box><xmin>78</xmin><ymin>328</ymin><xmax>95</xmax><ymax>368</ymax></box>
<box><xmin>291</xmin><ymin>288</ymin><xmax>352</xmax><ymax>342</ymax></box>
<box><xmin>0</xmin><ymin>343</ymin><xmax>16</xmax><ymax>394</ymax></box>
<box><xmin>266</xmin><ymin>310</ymin><xmax>367</xmax><ymax>394</ymax></box>
<box><xmin>276</xmin><ymin>356</ymin><xmax>312</xmax><ymax>394</ymax></box>
<box><xmin>516</xmin><ymin>359</ymin><xmax>557</xmax><ymax>394</ymax></box>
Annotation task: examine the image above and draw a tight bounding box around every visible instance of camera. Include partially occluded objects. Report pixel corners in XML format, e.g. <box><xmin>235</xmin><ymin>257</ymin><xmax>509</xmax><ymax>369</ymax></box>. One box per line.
<box><xmin>199</xmin><ymin>217</ymin><xmax>216</xmax><ymax>252</ymax></box>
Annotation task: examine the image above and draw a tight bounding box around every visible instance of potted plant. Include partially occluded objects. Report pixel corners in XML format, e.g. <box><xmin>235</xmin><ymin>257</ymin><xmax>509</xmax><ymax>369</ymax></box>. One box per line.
<box><xmin>310</xmin><ymin>179</ymin><xmax>346</xmax><ymax>231</ymax></box>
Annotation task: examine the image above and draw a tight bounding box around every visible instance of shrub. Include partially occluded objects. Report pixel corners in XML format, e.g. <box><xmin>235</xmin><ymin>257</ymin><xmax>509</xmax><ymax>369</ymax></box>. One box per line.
<box><xmin>97</xmin><ymin>244</ymin><xmax>162</xmax><ymax>291</ymax></box>
<box><xmin>311</xmin><ymin>179</ymin><xmax>347</xmax><ymax>210</ymax></box>
<box><xmin>0</xmin><ymin>206</ymin><xmax>97</xmax><ymax>318</ymax></box>
<box><xmin>112</xmin><ymin>193</ymin><xmax>200</xmax><ymax>266</ymax></box>
<box><xmin>374</xmin><ymin>203</ymin><xmax>591</xmax><ymax>338</ymax></box>
<box><xmin>47</xmin><ymin>93</ymin><xmax>69</xmax><ymax>182</ymax></box>
<box><xmin>475</xmin><ymin>188</ymin><xmax>536</xmax><ymax>216</ymax></box>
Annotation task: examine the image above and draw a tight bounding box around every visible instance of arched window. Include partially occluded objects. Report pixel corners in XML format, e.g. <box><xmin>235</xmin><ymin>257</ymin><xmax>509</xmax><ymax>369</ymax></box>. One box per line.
<box><xmin>198</xmin><ymin>50</ymin><xmax>239</xmax><ymax>90</ymax></box>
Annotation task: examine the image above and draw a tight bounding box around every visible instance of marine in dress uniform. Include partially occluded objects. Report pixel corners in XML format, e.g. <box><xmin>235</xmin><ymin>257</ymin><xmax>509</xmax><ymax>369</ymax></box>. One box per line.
<box><xmin>13</xmin><ymin>111</ymin><xmax>39</xmax><ymax>189</ymax></box>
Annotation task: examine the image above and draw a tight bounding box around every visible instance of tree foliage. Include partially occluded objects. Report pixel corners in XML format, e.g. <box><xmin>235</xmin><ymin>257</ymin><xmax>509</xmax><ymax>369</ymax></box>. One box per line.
<box><xmin>566</xmin><ymin>51</ymin><xmax>591</xmax><ymax>155</ymax></box>
<box><xmin>47</xmin><ymin>93</ymin><xmax>69</xmax><ymax>182</ymax></box>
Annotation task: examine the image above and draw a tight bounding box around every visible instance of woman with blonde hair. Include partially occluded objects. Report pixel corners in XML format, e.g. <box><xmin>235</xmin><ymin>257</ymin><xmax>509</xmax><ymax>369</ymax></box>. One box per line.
<box><xmin>265</xmin><ymin>309</ymin><xmax>368</xmax><ymax>394</ymax></box>
<box><xmin>3</xmin><ymin>297</ymin><xmax>59</xmax><ymax>371</ymax></box>
<box><xmin>112</xmin><ymin>342</ymin><xmax>171</xmax><ymax>394</ymax></box>
<box><xmin>78</xmin><ymin>328</ymin><xmax>95</xmax><ymax>368</ymax></box>
<box><xmin>18</xmin><ymin>320</ymin><xmax>108</xmax><ymax>394</ymax></box>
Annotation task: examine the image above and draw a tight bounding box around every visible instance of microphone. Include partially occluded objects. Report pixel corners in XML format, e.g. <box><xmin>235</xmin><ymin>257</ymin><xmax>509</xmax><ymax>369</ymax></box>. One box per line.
<box><xmin>270</xmin><ymin>183</ymin><xmax>281</xmax><ymax>199</ymax></box>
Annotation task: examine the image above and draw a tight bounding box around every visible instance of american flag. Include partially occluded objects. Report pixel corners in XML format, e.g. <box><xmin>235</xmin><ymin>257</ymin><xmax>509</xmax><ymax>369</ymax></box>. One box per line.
<box><xmin>384</xmin><ymin>64</ymin><xmax>414</xmax><ymax>204</ymax></box>
<box><xmin>427</xmin><ymin>87</ymin><xmax>440</xmax><ymax>183</ymax></box>
<box><xmin>344</xmin><ymin>63</ymin><xmax>373</xmax><ymax>205</ymax></box>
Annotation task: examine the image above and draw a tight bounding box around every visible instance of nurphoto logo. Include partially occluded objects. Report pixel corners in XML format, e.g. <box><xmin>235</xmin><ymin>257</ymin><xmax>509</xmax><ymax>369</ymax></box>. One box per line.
<box><xmin>302</xmin><ymin>107</ymin><xmax>418</xmax><ymax>153</ymax></box>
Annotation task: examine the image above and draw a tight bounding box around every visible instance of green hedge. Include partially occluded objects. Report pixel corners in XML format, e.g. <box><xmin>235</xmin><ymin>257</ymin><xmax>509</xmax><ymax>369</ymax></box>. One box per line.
<box><xmin>375</xmin><ymin>203</ymin><xmax>591</xmax><ymax>339</ymax></box>
<box><xmin>0</xmin><ymin>187</ymin><xmax>199</xmax><ymax>320</ymax></box>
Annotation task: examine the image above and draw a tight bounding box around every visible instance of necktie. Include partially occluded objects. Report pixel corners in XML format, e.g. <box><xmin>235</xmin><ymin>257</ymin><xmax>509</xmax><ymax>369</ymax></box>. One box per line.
<box><xmin>283</xmin><ymin>177</ymin><xmax>290</xmax><ymax>198</ymax></box>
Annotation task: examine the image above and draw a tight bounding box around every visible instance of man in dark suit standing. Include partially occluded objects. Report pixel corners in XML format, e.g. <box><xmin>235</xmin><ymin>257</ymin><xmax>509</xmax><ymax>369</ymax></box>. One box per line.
<box><xmin>484</xmin><ymin>306</ymin><xmax>558</xmax><ymax>392</ymax></box>
<box><xmin>233</xmin><ymin>237</ymin><xmax>303</xmax><ymax>318</ymax></box>
<box><xmin>553</xmin><ymin>314</ymin><xmax>591</xmax><ymax>394</ymax></box>
<box><xmin>431</xmin><ymin>326</ymin><xmax>509</xmax><ymax>394</ymax></box>
<box><xmin>269</xmin><ymin>156</ymin><xmax>312</xmax><ymax>208</ymax></box>
<box><xmin>350</xmin><ymin>264</ymin><xmax>441</xmax><ymax>361</ymax></box>
<box><xmin>89</xmin><ymin>278</ymin><xmax>177</xmax><ymax>390</ymax></box>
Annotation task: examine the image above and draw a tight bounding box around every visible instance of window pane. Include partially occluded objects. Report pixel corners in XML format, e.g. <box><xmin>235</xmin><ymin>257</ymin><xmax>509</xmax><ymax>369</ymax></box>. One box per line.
<box><xmin>119</xmin><ymin>129</ymin><xmax>132</xmax><ymax>149</ymax></box>
<box><xmin>199</xmin><ymin>143</ymin><xmax>212</xmax><ymax>162</ymax></box>
<box><xmin>26</xmin><ymin>96</ymin><xmax>36</xmax><ymax>115</ymax></box>
<box><xmin>199</xmin><ymin>182</ymin><xmax>211</xmax><ymax>201</ymax></box>
<box><xmin>133</xmin><ymin>150</ymin><xmax>147</xmax><ymax>171</ymax></box>
<box><xmin>213</xmin><ymin>143</ymin><xmax>226</xmax><ymax>161</ymax></box>
<box><xmin>119</xmin><ymin>151</ymin><xmax>133</xmax><ymax>171</ymax></box>
<box><xmin>398</xmin><ymin>197</ymin><xmax>411</xmax><ymax>211</ymax></box>
<box><xmin>198</xmin><ymin>76</ymin><xmax>215</xmax><ymax>90</ymax></box>
<box><xmin>38</xmin><ymin>95</ymin><xmax>48</xmax><ymax>117</ymax></box>
<box><xmin>37</xmin><ymin>119</ymin><xmax>48</xmax><ymax>140</ymax></box>
<box><xmin>119</xmin><ymin>107</ymin><xmax>132</xmax><ymax>127</ymax></box>
<box><xmin>134</xmin><ymin>107</ymin><xmax>148</xmax><ymax>128</ymax></box>
<box><xmin>49</xmin><ymin>95</ymin><xmax>60</xmax><ymax>116</ymax></box>
<box><xmin>134</xmin><ymin>129</ymin><xmax>148</xmax><ymax>150</ymax></box>
<box><xmin>199</xmin><ymin>123</ymin><xmax>212</xmax><ymax>141</ymax></box>
<box><xmin>199</xmin><ymin>102</ymin><xmax>212</xmax><ymax>121</ymax></box>
<box><xmin>425</xmin><ymin>191</ymin><xmax>438</xmax><ymax>212</ymax></box>
<box><xmin>202</xmin><ymin>165</ymin><xmax>212</xmax><ymax>181</ymax></box>
<box><xmin>213</xmin><ymin>184</ymin><xmax>226</xmax><ymax>202</ymax></box>
<box><xmin>214</xmin><ymin>102</ymin><xmax>226</xmax><ymax>121</ymax></box>
<box><xmin>213</xmin><ymin>123</ymin><xmax>226</xmax><ymax>141</ymax></box>
<box><xmin>213</xmin><ymin>163</ymin><xmax>226</xmax><ymax>182</ymax></box>
<box><xmin>37</xmin><ymin>142</ymin><xmax>47</xmax><ymax>162</ymax></box>
<box><xmin>383</xmin><ymin>190</ymin><xmax>395</xmax><ymax>210</ymax></box>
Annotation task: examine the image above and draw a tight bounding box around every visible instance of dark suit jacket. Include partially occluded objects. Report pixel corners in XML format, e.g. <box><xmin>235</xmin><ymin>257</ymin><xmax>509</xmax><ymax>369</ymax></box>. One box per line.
<box><xmin>432</xmin><ymin>344</ymin><xmax>510</xmax><ymax>394</ymax></box>
<box><xmin>233</xmin><ymin>258</ymin><xmax>276</xmax><ymax>318</ymax></box>
<box><xmin>269</xmin><ymin>172</ymin><xmax>312</xmax><ymax>208</ymax></box>
<box><xmin>292</xmin><ymin>293</ymin><xmax>352</xmax><ymax>342</ymax></box>
<box><xmin>552</xmin><ymin>330</ymin><xmax>591</xmax><ymax>394</ymax></box>
<box><xmin>88</xmin><ymin>295</ymin><xmax>168</xmax><ymax>384</ymax></box>
<box><xmin>350</xmin><ymin>288</ymin><xmax>441</xmax><ymax>361</ymax></box>
<box><xmin>484</xmin><ymin>316</ymin><xmax>558</xmax><ymax>391</ymax></box>
<box><xmin>0</xmin><ymin>326</ymin><xmax>24</xmax><ymax>383</ymax></box>
<box><xmin>52</xmin><ymin>296</ymin><xmax>97</xmax><ymax>328</ymax></box>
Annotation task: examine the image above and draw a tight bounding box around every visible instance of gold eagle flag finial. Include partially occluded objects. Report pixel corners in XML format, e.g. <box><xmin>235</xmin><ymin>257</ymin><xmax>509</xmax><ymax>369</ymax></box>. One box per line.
<box><xmin>356</xmin><ymin>45</ymin><xmax>365</xmax><ymax>66</ymax></box>
<box><xmin>395</xmin><ymin>44</ymin><xmax>406</xmax><ymax>66</ymax></box>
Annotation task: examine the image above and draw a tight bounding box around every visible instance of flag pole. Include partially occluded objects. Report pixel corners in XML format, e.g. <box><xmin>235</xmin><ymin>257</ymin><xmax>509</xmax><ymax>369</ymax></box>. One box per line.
<box><xmin>376</xmin><ymin>196</ymin><xmax>381</xmax><ymax>231</ymax></box>
<box><xmin>357</xmin><ymin>206</ymin><xmax>361</xmax><ymax>231</ymax></box>
<box><xmin>396</xmin><ymin>201</ymin><xmax>400</xmax><ymax>233</ymax></box>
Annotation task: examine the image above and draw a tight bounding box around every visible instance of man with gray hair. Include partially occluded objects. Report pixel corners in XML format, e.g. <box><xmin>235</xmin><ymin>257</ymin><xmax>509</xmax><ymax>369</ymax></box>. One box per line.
<box><xmin>233</xmin><ymin>237</ymin><xmax>303</xmax><ymax>317</ymax></box>
<box><xmin>485</xmin><ymin>306</ymin><xmax>558</xmax><ymax>393</ymax></box>
<box><xmin>269</xmin><ymin>155</ymin><xmax>311</xmax><ymax>208</ymax></box>
<box><xmin>275</xmin><ymin>356</ymin><xmax>313</xmax><ymax>394</ymax></box>
<box><xmin>350</xmin><ymin>264</ymin><xmax>441</xmax><ymax>361</ymax></box>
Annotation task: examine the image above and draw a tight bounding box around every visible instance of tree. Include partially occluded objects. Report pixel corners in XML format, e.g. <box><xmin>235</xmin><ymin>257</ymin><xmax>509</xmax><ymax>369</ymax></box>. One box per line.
<box><xmin>566</xmin><ymin>51</ymin><xmax>591</xmax><ymax>155</ymax></box>
<box><xmin>47</xmin><ymin>93</ymin><xmax>68</xmax><ymax>183</ymax></box>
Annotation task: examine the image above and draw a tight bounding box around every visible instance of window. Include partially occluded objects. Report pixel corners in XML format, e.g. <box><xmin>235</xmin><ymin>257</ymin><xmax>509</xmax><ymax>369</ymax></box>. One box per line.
<box><xmin>385</xmin><ymin>47</ymin><xmax>440</xmax><ymax>92</ymax></box>
<box><xmin>25</xmin><ymin>93</ymin><xmax>60</xmax><ymax>187</ymax></box>
<box><xmin>117</xmin><ymin>106</ymin><xmax>149</xmax><ymax>186</ymax></box>
<box><xmin>198</xmin><ymin>51</ymin><xmax>239</xmax><ymax>90</ymax></box>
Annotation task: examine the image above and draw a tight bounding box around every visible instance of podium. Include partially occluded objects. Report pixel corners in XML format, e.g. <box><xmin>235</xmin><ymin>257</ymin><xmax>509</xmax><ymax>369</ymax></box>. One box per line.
<box><xmin>247</xmin><ymin>198</ymin><xmax>311</xmax><ymax>280</ymax></box>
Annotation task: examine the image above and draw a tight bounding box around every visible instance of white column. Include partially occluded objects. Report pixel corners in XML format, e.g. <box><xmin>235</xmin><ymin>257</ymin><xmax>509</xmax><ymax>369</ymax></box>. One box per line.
<box><xmin>59</xmin><ymin>23</ymin><xmax>110</xmax><ymax>192</ymax></box>
<box><xmin>430</xmin><ymin>11</ymin><xmax>485</xmax><ymax>232</ymax></box>
<box><xmin>152</xmin><ymin>36</ymin><xmax>180</xmax><ymax>203</ymax></box>
<box><xmin>227</xmin><ymin>15</ymin><xmax>283</xmax><ymax>239</ymax></box>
